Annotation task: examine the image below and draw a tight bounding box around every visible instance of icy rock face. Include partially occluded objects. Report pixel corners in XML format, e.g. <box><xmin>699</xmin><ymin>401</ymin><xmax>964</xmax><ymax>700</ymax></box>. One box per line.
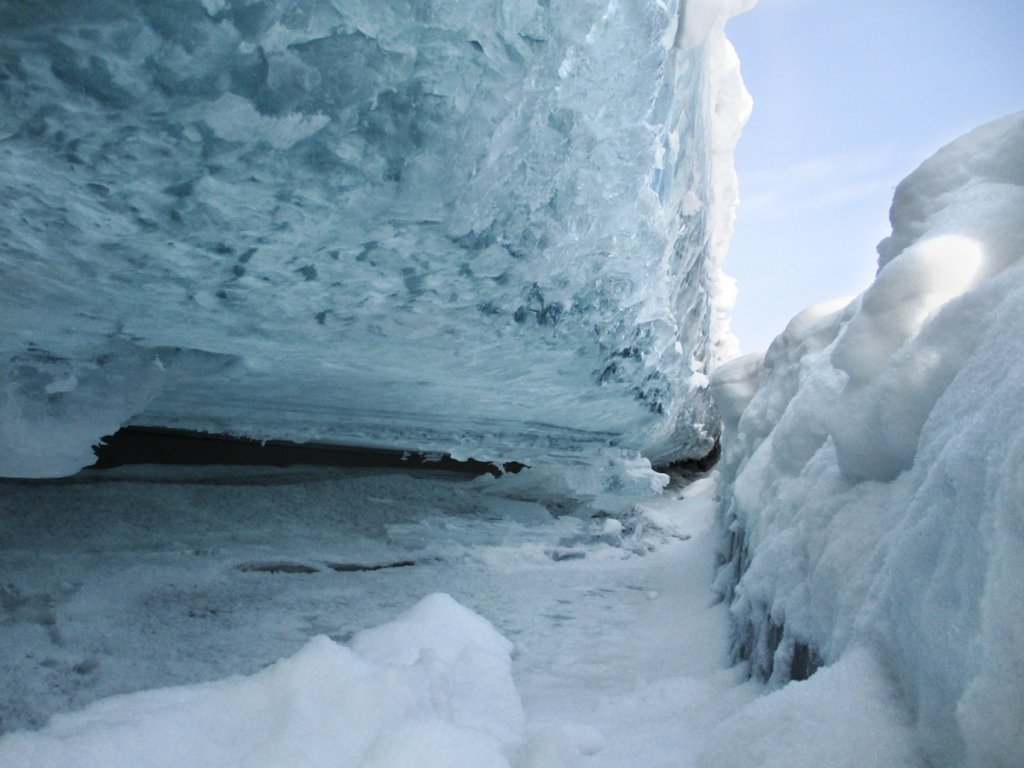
<box><xmin>711</xmin><ymin>113</ymin><xmax>1024</xmax><ymax>768</ymax></box>
<box><xmin>0</xmin><ymin>0</ymin><xmax>749</xmax><ymax>478</ymax></box>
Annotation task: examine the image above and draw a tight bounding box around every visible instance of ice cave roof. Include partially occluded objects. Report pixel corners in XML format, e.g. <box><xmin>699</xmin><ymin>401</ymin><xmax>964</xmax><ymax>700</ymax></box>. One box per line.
<box><xmin>0</xmin><ymin>0</ymin><xmax>744</xmax><ymax>477</ymax></box>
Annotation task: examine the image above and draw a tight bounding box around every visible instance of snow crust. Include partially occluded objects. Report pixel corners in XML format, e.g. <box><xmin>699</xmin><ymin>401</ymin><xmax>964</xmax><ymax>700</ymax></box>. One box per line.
<box><xmin>0</xmin><ymin>0</ymin><xmax>751</xmax><ymax>478</ymax></box>
<box><xmin>712</xmin><ymin>112</ymin><xmax>1024</xmax><ymax>768</ymax></box>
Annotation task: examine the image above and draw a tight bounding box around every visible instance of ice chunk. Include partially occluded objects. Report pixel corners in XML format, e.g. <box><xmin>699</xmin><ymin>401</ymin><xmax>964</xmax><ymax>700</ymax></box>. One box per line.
<box><xmin>202</xmin><ymin>93</ymin><xmax>330</xmax><ymax>150</ymax></box>
<box><xmin>0</xmin><ymin>342</ymin><xmax>166</xmax><ymax>478</ymax></box>
<box><xmin>706</xmin><ymin>351</ymin><xmax>763</xmax><ymax>428</ymax></box>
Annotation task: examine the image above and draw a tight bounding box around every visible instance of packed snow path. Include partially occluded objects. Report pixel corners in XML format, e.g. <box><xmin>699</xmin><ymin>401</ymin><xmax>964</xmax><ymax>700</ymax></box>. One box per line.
<box><xmin>0</xmin><ymin>467</ymin><xmax>924</xmax><ymax>767</ymax></box>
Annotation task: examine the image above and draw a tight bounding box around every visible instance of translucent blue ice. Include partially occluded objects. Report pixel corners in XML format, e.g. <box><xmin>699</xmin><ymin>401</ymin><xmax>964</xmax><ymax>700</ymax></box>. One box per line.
<box><xmin>0</xmin><ymin>1</ymin><xmax>741</xmax><ymax>476</ymax></box>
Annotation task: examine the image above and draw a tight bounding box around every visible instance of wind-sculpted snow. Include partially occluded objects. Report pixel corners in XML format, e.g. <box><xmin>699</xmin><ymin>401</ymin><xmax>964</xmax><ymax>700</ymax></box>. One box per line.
<box><xmin>712</xmin><ymin>113</ymin><xmax>1024</xmax><ymax>768</ymax></box>
<box><xmin>0</xmin><ymin>0</ymin><xmax>749</xmax><ymax>478</ymax></box>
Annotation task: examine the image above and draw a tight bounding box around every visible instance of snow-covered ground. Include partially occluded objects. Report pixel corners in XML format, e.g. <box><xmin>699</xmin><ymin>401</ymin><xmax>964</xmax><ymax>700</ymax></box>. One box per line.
<box><xmin>0</xmin><ymin>466</ymin><xmax>928</xmax><ymax>767</ymax></box>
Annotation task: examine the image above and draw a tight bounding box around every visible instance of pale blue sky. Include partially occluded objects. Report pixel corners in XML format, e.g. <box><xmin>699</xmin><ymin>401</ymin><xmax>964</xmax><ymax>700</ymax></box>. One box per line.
<box><xmin>725</xmin><ymin>0</ymin><xmax>1024</xmax><ymax>352</ymax></box>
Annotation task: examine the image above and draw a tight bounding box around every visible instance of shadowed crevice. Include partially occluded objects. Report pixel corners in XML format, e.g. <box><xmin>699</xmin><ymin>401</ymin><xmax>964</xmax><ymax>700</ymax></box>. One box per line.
<box><xmin>91</xmin><ymin>426</ymin><xmax>528</xmax><ymax>477</ymax></box>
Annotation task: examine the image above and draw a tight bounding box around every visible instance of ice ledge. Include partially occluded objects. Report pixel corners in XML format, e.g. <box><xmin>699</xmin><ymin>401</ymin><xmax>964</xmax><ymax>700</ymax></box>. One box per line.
<box><xmin>0</xmin><ymin>0</ymin><xmax>752</xmax><ymax>479</ymax></box>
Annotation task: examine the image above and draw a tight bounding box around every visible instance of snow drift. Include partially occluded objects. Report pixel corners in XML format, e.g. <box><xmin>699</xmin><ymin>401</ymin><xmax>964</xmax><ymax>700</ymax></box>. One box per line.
<box><xmin>0</xmin><ymin>0</ymin><xmax>751</xmax><ymax>478</ymax></box>
<box><xmin>711</xmin><ymin>112</ymin><xmax>1024</xmax><ymax>768</ymax></box>
<box><xmin>0</xmin><ymin>592</ymin><xmax>524</xmax><ymax>768</ymax></box>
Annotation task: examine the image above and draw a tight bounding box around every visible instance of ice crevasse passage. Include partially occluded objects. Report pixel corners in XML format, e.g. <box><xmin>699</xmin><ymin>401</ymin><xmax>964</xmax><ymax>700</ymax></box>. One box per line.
<box><xmin>0</xmin><ymin>0</ymin><xmax>752</xmax><ymax>479</ymax></box>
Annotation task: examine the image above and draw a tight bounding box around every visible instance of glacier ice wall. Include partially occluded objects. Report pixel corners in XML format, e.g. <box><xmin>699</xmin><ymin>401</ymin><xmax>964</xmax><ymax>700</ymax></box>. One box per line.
<box><xmin>0</xmin><ymin>0</ymin><xmax>750</xmax><ymax>478</ymax></box>
<box><xmin>711</xmin><ymin>113</ymin><xmax>1024</xmax><ymax>768</ymax></box>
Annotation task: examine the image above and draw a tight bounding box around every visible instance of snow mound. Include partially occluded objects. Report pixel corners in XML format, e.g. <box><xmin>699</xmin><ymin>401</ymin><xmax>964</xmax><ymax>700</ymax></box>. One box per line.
<box><xmin>698</xmin><ymin>648</ymin><xmax>921</xmax><ymax>768</ymax></box>
<box><xmin>0</xmin><ymin>593</ymin><xmax>523</xmax><ymax>768</ymax></box>
<box><xmin>712</xmin><ymin>112</ymin><xmax>1024</xmax><ymax>768</ymax></box>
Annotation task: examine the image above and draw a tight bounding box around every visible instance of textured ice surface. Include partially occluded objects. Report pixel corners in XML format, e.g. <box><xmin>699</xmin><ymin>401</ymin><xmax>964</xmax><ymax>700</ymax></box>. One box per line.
<box><xmin>712</xmin><ymin>113</ymin><xmax>1024</xmax><ymax>768</ymax></box>
<box><xmin>0</xmin><ymin>0</ymin><xmax>750</xmax><ymax>477</ymax></box>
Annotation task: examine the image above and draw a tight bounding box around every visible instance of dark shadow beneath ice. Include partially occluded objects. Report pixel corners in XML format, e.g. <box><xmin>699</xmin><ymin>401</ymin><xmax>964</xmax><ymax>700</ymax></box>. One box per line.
<box><xmin>91</xmin><ymin>426</ymin><xmax>527</xmax><ymax>477</ymax></box>
<box><xmin>235</xmin><ymin>560</ymin><xmax>420</xmax><ymax>574</ymax></box>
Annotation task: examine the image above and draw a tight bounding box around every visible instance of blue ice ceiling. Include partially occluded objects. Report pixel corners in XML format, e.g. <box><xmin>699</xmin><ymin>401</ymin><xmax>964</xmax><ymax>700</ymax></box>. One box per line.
<box><xmin>0</xmin><ymin>0</ymin><xmax>742</xmax><ymax>477</ymax></box>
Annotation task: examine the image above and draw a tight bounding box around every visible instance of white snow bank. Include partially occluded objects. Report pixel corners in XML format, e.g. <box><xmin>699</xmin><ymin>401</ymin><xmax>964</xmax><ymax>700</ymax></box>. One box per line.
<box><xmin>0</xmin><ymin>341</ymin><xmax>166</xmax><ymax>478</ymax></box>
<box><xmin>698</xmin><ymin>648</ymin><xmax>921</xmax><ymax>768</ymax></box>
<box><xmin>0</xmin><ymin>593</ymin><xmax>523</xmax><ymax>768</ymax></box>
<box><xmin>713</xmin><ymin>112</ymin><xmax>1024</xmax><ymax>768</ymax></box>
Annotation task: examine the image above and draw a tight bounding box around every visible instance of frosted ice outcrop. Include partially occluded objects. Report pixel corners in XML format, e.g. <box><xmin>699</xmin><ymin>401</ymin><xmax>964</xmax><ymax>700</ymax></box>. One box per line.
<box><xmin>712</xmin><ymin>113</ymin><xmax>1024</xmax><ymax>768</ymax></box>
<box><xmin>0</xmin><ymin>0</ymin><xmax>751</xmax><ymax>478</ymax></box>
